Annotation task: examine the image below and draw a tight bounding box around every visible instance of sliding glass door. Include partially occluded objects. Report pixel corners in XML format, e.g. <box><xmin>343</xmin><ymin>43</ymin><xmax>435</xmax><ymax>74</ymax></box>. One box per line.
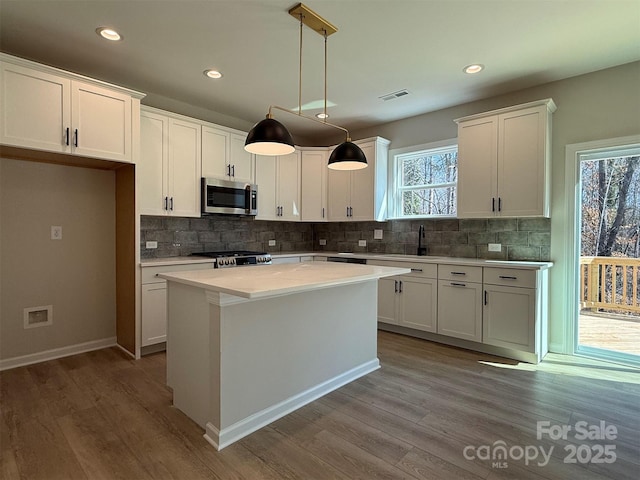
<box><xmin>576</xmin><ymin>146</ymin><xmax>640</xmax><ymax>365</ymax></box>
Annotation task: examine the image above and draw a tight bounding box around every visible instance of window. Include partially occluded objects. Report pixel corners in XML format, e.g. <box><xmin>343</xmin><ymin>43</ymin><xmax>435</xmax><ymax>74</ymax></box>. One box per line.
<box><xmin>393</xmin><ymin>142</ymin><xmax>458</xmax><ymax>217</ymax></box>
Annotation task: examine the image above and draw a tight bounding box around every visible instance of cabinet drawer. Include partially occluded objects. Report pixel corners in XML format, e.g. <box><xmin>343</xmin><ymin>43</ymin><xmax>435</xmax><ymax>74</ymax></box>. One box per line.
<box><xmin>367</xmin><ymin>260</ymin><xmax>437</xmax><ymax>278</ymax></box>
<box><xmin>141</xmin><ymin>262</ymin><xmax>214</xmax><ymax>284</ymax></box>
<box><xmin>438</xmin><ymin>264</ymin><xmax>482</xmax><ymax>283</ymax></box>
<box><xmin>484</xmin><ymin>268</ymin><xmax>536</xmax><ymax>288</ymax></box>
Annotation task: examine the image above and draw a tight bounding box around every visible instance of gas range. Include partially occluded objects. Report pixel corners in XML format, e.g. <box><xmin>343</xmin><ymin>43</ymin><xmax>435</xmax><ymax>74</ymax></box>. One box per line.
<box><xmin>195</xmin><ymin>250</ymin><xmax>272</xmax><ymax>268</ymax></box>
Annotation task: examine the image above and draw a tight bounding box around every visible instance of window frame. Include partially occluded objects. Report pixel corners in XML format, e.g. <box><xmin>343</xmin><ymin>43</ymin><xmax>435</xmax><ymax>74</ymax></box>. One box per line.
<box><xmin>388</xmin><ymin>138</ymin><xmax>458</xmax><ymax>219</ymax></box>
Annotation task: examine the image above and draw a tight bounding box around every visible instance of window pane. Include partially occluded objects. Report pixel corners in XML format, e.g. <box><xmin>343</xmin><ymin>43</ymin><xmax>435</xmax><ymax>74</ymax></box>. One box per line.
<box><xmin>402</xmin><ymin>187</ymin><xmax>457</xmax><ymax>216</ymax></box>
<box><xmin>401</xmin><ymin>151</ymin><xmax>458</xmax><ymax>187</ymax></box>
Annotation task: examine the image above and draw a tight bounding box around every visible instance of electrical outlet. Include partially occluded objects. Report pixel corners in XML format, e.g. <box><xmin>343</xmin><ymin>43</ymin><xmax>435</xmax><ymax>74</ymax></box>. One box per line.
<box><xmin>319</xmin><ymin>239</ymin><xmax>327</xmax><ymax>246</ymax></box>
<box><xmin>146</xmin><ymin>241</ymin><xmax>158</xmax><ymax>249</ymax></box>
<box><xmin>488</xmin><ymin>243</ymin><xmax>502</xmax><ymax>252</ymax></box>
<box><xmin>358</xmin><ymin>240</ymin><xmax>367</xmax><ymax>247</ymax></box>
<box><xmin>374</xmin><ymin>229</ymin><xmax>383</xmax><ymax>240</ymax></box>
<box><xmin>268</xmin><ymin>239</ymin><xmax>276</xmax><ymax>246</ymax></box>
<box><xmin>51</xmin><ymin>226</ymin><xmax>62</xmax><ymax>240</ymax></box>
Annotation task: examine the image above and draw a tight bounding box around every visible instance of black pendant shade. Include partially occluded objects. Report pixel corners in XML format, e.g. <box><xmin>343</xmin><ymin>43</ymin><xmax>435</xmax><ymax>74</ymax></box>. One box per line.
<box><xmin>327</xmin><ymin>141</ymin><xmax>368</xmax><ymax>170</ymax></box>
<box><xmin>244</xmin><ymin>117</ymin><xmax>295</xmax><ymax>155</ymax></box>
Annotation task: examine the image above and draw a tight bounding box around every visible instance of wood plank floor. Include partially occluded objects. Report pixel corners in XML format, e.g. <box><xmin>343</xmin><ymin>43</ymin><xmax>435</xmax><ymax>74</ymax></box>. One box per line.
<box><xmin>1</xmin><ymin>331</ymin><xmax>639</xmax><ymax>480</ymax></box>
<box><xmin>579</xmin><ymin>312</ymin><xmax>640</xmax><ymax>355</ymax></box>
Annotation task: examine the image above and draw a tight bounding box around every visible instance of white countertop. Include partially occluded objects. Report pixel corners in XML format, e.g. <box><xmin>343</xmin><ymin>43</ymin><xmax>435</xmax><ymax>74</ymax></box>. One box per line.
<box><xmin>159</xmin><ymin>262</ymin><xmax>410</xmax><ymax>299</ymax></box>
<box><xmin>142</xmin><ymin>252</ymin><xmax>552</xmax><ymax>270</ymax></box>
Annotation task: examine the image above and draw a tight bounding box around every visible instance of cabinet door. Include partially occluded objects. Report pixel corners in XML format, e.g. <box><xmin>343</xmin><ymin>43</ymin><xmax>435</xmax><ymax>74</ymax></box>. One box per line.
<box><xmin>456</xmin><ymin>116</ymin><xmax>498</xmax><ymax>218</ymax></box>
<box><xmin>141</xmin><ymin>283</ymin><xmax>167</xmax><ymax>346</ymax></box>
<box><xmin>202</xmin><ymin>125</ymin><xmax>229</xmax><ymax>179</ymax></box>
<box><xmin>230</xmin><ymin>133</ymin><xmax>254</xmax><ymax>183</ymax></box>
<box><xmin>140</xmin><ymin>111</ymin><xmax>169</xmax><ymax>215</ymax></box>
<box><xmin>277</xmin><ymin>150</ymin><xmax>301</xmax><ymax>221</ymax></box>
<box><xmin>498</xmin><ymin>106</ymin><xmax>547</xmax><ymax>217</ymax></box>
<box><xmin>483</xmin><ymin>285</ymin><xmax>535</xmax><ymax>352</ymax></box>
<box><xmin>437</xmin><ymin>280</ymin><xmax>482</xmax><ymax>342</ymax></box>
<box><xmin>167</xmin><ymin>118</ymin><xmax>201</xmax><ymax>217</ymax></box>
<box><xmin>349</xmin><ymin>142</ymin><xmax>375</xmax><ymax>221</ymax></box>
<box><xmin>0</xmin><ymin>62</ymin><xmax>71</xmax><ymax>153</ymax></box>
<box><xmin>399</xmin><ymin>277</ymin><xmax>437</xmax><ymax>333</ymax></box>
<box><xmin>254</xmin><ymin>155</ymin><xmax>278</xmax><ymax>220</ymax></box>
<box><xmin>71</xmin><ymin>81</ymin><xmax>132</xmax><ymax>162</ymax></box>
<box><xmin>300</xmin><ymin>150</ymin><xmax>328</xmax><ymax>222</ymax></box>
<box><xmin>377</xmin><ymin>277</ymin><xmax>399</xmax><ymax>324</ymax></box>
<box><xmin>327</xmin><ymin>168</ymin><xmax>350</xmax><ymax>221</ymax></box>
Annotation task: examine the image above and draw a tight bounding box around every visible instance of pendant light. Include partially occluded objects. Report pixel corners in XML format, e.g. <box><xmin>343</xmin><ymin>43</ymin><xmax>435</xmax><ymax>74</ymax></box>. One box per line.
<box><xmin>244</xmin><ymin>3</ymin><xmax>367</xmax><ymax>170</ymax></box>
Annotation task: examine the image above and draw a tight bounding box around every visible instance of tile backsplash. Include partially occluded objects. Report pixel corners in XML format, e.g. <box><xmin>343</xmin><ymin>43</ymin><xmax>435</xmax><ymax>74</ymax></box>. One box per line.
<box><xmin>141</xmin><ymin>216</ymin><xmax>551</xmax><ymax>262</ymax></box>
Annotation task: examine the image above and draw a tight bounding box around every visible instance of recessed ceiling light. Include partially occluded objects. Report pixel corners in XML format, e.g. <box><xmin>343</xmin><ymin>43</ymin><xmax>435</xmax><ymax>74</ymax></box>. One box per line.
<box><xmin>316</xmin><ymin>112</ymin><xmax>329</xmax><ymax>119</ymax></box>
<box><xmin>96</xmin><ymin>27</ymin><xmax>122</xmax><ymax>41</ymax></box>
<box><xmin>463</xmin><ymin>64</ymin><xmax>484</xmax><ymax>74</ymax></box>
<box><xmin>204</xmin><ymin>69</ymin><xmax>223</xmax><ymax>79</ymax></box>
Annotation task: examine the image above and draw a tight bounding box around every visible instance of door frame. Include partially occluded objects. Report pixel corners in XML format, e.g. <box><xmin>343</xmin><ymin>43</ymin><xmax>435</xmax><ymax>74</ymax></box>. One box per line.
<box><xmin>564</xmin><ymin>134</ymin><xmax>640</xmax><ymax>359</ymax></box>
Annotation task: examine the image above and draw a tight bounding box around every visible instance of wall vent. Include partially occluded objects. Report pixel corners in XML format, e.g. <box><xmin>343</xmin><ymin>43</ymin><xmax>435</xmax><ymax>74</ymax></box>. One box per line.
<box><xmin>23</xmin><ymin>305</ymin><xmax>53</xmax><ymax>329</ymax></box>
<box><xmin>379</xmin><ymin>89</ymin><xmax>410</xmax><ymax>101</ymax></box>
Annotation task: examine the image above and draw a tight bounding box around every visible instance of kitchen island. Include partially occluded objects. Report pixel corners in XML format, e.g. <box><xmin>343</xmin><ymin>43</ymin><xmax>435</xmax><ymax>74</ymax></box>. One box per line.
<box><xmin>159</xmin><ymin>261</ymin><xmax>409</xmax><ymax>450</ymax></box>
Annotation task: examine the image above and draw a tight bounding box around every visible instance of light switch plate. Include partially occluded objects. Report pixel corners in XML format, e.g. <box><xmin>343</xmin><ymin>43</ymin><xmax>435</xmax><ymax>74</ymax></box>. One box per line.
<box><xmin>268</xmin><ymin>239</ymin><xmax>276</xmax><ymax>246</ymax></box>
<box><xmin>488</xmin><ymin>243</ymin><xmax>502</xmax><ymax>252</ymax></box>
<box><xmin>146</xmin><ymin>241</ymin><xmax>158</xmax><ymax>249</ymax></box>
<box><xmin>374</xmin><ymin>229</ymin><xmax>383</xmax><ymax>240</ymax></box>
<box><xmin>358</xmin><ymin>240</ymin><xmax>367</xmax><ymax>247</ymax></box>
<box><xmin>319</xmin><ymin>239</ymin><xmax>327</xmax><ymax>246</ymax></box>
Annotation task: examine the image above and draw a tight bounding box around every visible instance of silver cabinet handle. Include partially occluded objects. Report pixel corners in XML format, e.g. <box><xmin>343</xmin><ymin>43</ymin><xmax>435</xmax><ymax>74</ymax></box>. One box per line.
<box><xmin>499</xmin><ymin>275</ymin><xmax>517</xmax><ymax>280</ymax></box>
<box><xmin>450</xmin><ymin>282</ymin><xmax>466</xmax><ymax>287</ymax></box>
<box><xmin>411</xmin><ymin>268</ymin><xmax>423</xmax><ymax>272</ymax></box>
<box><xmin>322</xmin><ymin>207</ymin><xmax>325</xmax><ymax>218</ymax></box>
<box><xmin>451</xmin><ymin>271</ymin><xmax>466</xmax><ymax>276</ymax></box>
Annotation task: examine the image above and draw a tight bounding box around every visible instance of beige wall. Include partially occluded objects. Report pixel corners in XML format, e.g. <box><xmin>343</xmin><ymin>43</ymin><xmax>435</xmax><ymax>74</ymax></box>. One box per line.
<box><xmin>352</xmin><ymin>61</ymin><xmax>640</xmax><ymax>352</ymax></box>
<box><xmin>0</xmin><ymin>159</ymin><xmax>116</xmax><ymax>360</ymax></box>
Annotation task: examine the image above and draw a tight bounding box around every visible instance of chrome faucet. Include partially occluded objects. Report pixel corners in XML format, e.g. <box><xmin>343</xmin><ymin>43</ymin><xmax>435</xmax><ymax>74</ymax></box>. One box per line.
<box><xmin>417</xmin><ymin>224</ymin><xmax>427</xmax><ymax>256</ymax></box>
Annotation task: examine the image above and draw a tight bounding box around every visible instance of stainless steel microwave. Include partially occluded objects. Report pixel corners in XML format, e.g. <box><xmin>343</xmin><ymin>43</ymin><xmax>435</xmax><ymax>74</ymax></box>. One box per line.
<box><xmin>201</xmin><ymin>178</ymin><xmax>258</xmax><ymax>216</ymax></box>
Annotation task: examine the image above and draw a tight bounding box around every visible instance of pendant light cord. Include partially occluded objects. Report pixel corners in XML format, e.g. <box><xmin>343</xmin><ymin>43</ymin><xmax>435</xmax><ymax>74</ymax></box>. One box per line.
<box><xmin>323</xmin><ymin>29</ymin><xmax>328</xmax><ymax>121</ymax></box>
<box><xmin>298</xmin><ymin>14</ymin><xmax>303</xmax><ymax>116</ymax></box>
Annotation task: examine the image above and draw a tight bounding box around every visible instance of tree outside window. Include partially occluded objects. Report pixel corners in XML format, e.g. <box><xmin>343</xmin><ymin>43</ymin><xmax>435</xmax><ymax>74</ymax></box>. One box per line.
<box><xmin>396</xmin><ymin>145</ymin><xmax>458</xmax><ymax>217</ymax></box>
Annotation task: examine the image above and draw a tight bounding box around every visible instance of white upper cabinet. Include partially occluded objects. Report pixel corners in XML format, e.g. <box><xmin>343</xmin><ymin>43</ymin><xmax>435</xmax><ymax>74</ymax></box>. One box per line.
<box><xmin>229</xmin><ymin>133</ymin><xmax>254</xmax><ymax>183</ymax></box>
<box><xmin>255</xmin><ymin>151</ymin><xmax>301</xmax><ymax>221</ymax></box>
<box><xmin>139</xmin><ymin>108</ymin><xmax>201</xmax><ymax>217</ymax></box>
<box><xmin>0</xmin><ymin>53</ymin><xmax>143</xmax><ymax>163</ymax></box>
<box><xmin>327</xmin><ymin>137</ymin><xmax>390</xmax><ymax>222</ymax></box>
<box><xmin>456</xmin><ymin>99</ymin><xmax>555</xmax><ymax>218</ymax></box>
<box><xmin>202</xmin><ymin>126</ymin><xmax>254</xmax><ymax>183</ymax></box>
<box><xmin>300</xmin><ymin>149</ymin><xmax>328</xmax><ymax>222</ymax></box>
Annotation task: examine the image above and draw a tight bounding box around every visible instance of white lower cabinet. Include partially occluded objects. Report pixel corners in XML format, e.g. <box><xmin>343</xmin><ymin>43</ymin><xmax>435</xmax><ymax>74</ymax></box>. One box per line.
<box><xmin>483</xmin><ymin>267</ymin><xmax>537</xmax><ymax>352</ymax></box>
<box><xmin>141</xmin><ymin>283</ymin><xmax>168</xmax><ymax>347</ymax></box>
<box><xmin>437</xmin><ymin>280</ymin><xmax>483</xmax><ymax>342</ymax></box>
<box><xmin>371</xmin><ymin>260</ymin><xmax>437</xmax><ymax>333</ymax></box>
<box><xmin>436</xmin><ymin>264</ymin><xmax>483</xmax><ymax>342</ymax></box>
<box><xmin>141</xmin><ymin>262</ymin><xmax>214</xmax><ymax>349</ymax></box>
<box><xmin>374</xmin><ymin>260</ymin><xmax>547</xmax><ymax>362</ymax></box>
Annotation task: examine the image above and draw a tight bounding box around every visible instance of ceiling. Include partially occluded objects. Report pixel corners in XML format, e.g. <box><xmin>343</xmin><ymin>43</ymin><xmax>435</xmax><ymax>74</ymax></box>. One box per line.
<box><xmin>1</xmin><ymin>0</ymin><xmax>639</xmax><ymax>140</ymax></box>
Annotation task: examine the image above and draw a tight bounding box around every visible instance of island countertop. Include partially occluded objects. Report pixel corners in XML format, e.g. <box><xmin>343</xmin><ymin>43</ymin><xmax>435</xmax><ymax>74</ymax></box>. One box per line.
<box><xmin>159</xmin><ymin>262</ymin><xmax>410</xmax><ymax>299</ymax></box>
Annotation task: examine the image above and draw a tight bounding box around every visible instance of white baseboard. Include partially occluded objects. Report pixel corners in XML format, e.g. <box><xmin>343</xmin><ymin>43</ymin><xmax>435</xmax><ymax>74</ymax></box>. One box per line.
<box><xmin>204</xmin><ymin>358</ymin><xmax>380</xmax><ymax>450</ymax></box>
<box><xmin>0</xmin><ymin>337</ymin><xmax>117</xmax><ymax>371</ymax></box>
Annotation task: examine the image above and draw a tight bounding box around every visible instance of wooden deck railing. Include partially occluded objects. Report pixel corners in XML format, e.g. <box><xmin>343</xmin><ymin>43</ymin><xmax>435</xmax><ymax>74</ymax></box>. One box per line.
<box><xmin>580</xmin><ymin>256</ymin><xmax>640</xmax><ymax>314</ymax></box>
